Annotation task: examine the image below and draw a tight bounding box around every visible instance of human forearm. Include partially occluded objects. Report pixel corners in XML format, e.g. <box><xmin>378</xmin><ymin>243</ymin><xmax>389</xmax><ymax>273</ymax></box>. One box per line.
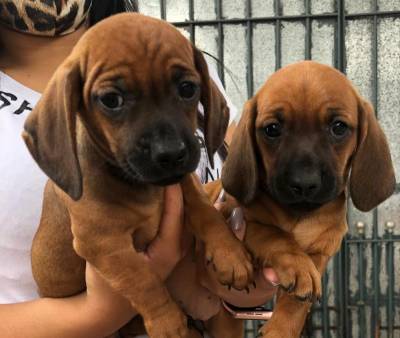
<box><xmin>0</xmin><ymin>291</ymin><xmax>135</xmax><ymax>338</ymax></box>
<box><xmin>0</xmin><ymin>185</ymin><xmax>186</xmax><ymax>338</ymax></box>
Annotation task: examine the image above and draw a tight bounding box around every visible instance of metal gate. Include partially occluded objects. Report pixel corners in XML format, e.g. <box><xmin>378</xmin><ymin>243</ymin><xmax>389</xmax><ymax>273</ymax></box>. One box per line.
<box><xmin>137</xmin><ymin>1</ymin><xmax>400</xmax><ymax>337</ymax></box>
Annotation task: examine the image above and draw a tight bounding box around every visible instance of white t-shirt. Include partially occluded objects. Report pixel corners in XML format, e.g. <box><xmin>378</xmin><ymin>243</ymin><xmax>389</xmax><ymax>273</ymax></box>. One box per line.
<box><xmin>0</xmin><ymin>65</ymin><xmax>236</xmax><ymax>304</ymax></box>
<box><xmin>0</xmin><ymin>72</ymin><xmax>43</xmax><ymax>303</ymax></box>
<box><xmin>195</xmin><ymin>63</ymin><xmax>237</xmax><ymax>183</ymax></box>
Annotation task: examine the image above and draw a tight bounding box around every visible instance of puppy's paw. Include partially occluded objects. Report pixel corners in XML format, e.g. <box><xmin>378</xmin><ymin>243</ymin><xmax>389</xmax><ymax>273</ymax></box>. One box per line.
<box><xmin>205</xmin><ymin>237</ymin><xmax>253</xmax><ymax>290</ymax></box>
<box><xmin>145</xmin><ymin>304</ymin><xmax>189</xmax><ymax>338</ymax></box>
<box><xmin>271</xmin><ymin>252</ymin><xmax>321</xmax><ymax>302</ymax></box>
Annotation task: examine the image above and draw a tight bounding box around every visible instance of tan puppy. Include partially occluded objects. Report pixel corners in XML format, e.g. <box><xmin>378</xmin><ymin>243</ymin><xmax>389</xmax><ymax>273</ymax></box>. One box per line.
<box><xmin>23</xmin><ymin>13</ymin><xmax>253</xmax><ymax>338</ymax></box>
<box><xmin>206</xmin><ymin>61</ymin><xmax>395</xmax><ymax>338</ymax></box>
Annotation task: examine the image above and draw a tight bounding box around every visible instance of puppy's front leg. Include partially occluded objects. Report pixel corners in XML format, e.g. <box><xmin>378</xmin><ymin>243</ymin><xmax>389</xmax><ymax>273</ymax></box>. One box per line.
<box><xmin>245</xmin><ymin>222</ymin><xmax>322</xmax><ymax>303</ymax></box>
<box><xmin>72</xmin><ymin>225</ymin><xmax>189</xmax><ymax>338</ymax></box>
<box><xmin>181</xmin><ymin>174</ymin><xmax>253</xmax><ymax>291</ymax></box>
<box><xmin>258</xmin><ymin>255</ymin><xmax>330</xmax><ymax>338</ymax></box>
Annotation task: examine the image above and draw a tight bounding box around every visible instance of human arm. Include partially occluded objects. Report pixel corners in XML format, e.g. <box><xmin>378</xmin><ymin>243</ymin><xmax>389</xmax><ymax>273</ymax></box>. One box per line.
<box><xmin>0</xmin><ymin>266</ymin><xmax>132</xmax><ymax>338</ymax></box>
<box><xmin>0</xmin><ymin>184</ymin><xmax>185</xmax><ymax>338</ymax></box>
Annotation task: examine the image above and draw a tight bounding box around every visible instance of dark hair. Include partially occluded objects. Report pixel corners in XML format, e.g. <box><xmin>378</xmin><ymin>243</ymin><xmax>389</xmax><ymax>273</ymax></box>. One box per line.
<box><xmin>89</xmin><ymin>0</ymin><xmax>139</xmax><ymax>26</ymax></box>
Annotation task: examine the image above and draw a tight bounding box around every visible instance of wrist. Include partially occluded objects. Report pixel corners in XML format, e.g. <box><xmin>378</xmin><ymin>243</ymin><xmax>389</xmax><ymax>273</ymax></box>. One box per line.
<box><xmin>82</xmin><ymin>291</ymin><xmax>136</xmax><ymax>335</ymax></box>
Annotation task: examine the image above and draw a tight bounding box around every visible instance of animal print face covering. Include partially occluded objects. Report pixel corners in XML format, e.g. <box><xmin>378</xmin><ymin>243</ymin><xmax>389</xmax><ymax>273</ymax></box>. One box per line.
<box><xmin>0</xmin><ymin>0</ymin><xmax>92</xmax><ymax>36</ymax></box>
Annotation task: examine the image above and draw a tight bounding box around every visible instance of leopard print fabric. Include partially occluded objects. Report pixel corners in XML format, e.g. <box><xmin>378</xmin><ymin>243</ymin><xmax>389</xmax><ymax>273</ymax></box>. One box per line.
<box><xmin>0</xmin><ymin>0</ymin><xmax>92</xmax><ymax>36</ymax></box>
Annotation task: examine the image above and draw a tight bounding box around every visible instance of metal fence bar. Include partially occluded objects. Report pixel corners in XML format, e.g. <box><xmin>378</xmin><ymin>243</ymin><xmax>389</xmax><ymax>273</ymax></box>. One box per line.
<box><xmin>171</xmin><ymin>10</ymin><xmax>400</xmax><ymax>27</ymax></box>
<box><xmin>305</xmin><ymin>0</ymin><xmax>311</xmax><ymax>60</ymax></box>
<box><xmin>356</xmin><ymin>224</ymin><xmax>367</xmax><ymax>338</ymax></box>
<box><xmin>216</xmin><ymin>0</ymin><xmax>224</xmax><ymax>84</ymax></box>
<box><xmin>372</xmin><ymin>0</ymin><xmax>379</xmax><ymax>111</ymax></box>
<box><xmin>371</xmin><ymin>220</ymin><xmax>381</xmax><ymax>336</ymax></box>
<box><xmin>172</xmin><ymin>13</ymin><xmax>337</xmax><ymax>26</ymax></box>
<box><xmin>345</xmin><ymin>10</ymin><xmax>400</xmax><ymax>19</ymax></box>
<box><xmin>385</xmin><ymin>223</ymin><xmax>395</xmax><ymax>338</ymax></box>
<box><xmin>274</xmin><ymin>0</ymin><xmax>281</xmax><ymax>70</ymax></box>
<box><xmin>245</xmin><ymin>0</ymin><xmax>254</xmax><ymax>98</ymax></box>
<box><xmin>322</xmin><ymin>275</ymin><xmax>330</xmax><ymax>337</ymax></box>
<box><xmin>336</xmin><ymin>2</ymin><xmax>348</xmax><ymax>338</ymax></box>
<box><xmin>346</xmin><ymin>237</ymin><xmax>400</xmax><ymax>244</ymax></box>
<box><xmin>188</xmin><ymin>0</ymin><xmax>194</xmax><ymax>44</ymax></box>
<box><xmin>344</xmin><ymin>240</ymin><xmax>352</xmax><ymax>338</ymax></box>
<box><xmin>334</xmin><ymin>247</ymin><xmax>346</xmax><ymax>337</ymax></box>
<box><xmin>160</xmin><ymin>0</ymin><xmax>166</xmax><ymax>20</ymax></box>
<box><xmin>336</xmin><ymin>0</ymin><xmax>345</xmax><ymax>72</ymax></box>
<box><xmin>371</xmin><ymin>1</ymin><xmax>381</xmax><ymax>335</ymax></box>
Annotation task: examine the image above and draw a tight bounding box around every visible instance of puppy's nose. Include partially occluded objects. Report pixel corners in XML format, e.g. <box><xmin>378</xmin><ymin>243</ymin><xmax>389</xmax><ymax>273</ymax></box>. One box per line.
<box><xmin>288</xmin><ymin>171</ymin><xmax>321</xmax><ymax>198</ymax></box>
<box><xmin>152</xmin><ymin>141</ymin><xmax>188</xmax><ymax>169</ymax></box>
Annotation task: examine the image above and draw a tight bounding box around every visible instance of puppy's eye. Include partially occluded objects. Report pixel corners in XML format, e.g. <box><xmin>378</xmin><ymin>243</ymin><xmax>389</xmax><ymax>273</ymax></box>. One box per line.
<box><xmin>264</xmin><ymin>123</ymin><xmax>282</xmax><ymax>139</ymax></box>
<box><xmin>330</xmin><ymin>120</ymin><xmax>349</xmax><ymax>138</ymax></box>
<box><xmin>178</xmin><ymin>81</ymin><xmax>198</xmax><ymax>100</ymax></box>
<box><xmin>99</xmin><ymin>92</ymin><xmax>124</xmax><ymax>110</ymax></box>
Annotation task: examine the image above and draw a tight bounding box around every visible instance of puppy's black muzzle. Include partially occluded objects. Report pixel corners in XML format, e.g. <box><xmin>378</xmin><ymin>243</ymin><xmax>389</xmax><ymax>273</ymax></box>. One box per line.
<box><xmin>126</xmin><ymin>122</ymin><xmax>200</xmax><ymax>185</ymax></box>
<box><xmin>272</xmin><ymin>153</ymin><xmax>337</xmax><ymax>211</ymax></box>
<box><xmin>151</xmin><ymin>139</ymin><xmax>188</xmax><ymax>170</ymax></box>
<box><xmin>287</xmin><ymin>167</ymin><xmax>322</xmax><ymax>200</ymax></box>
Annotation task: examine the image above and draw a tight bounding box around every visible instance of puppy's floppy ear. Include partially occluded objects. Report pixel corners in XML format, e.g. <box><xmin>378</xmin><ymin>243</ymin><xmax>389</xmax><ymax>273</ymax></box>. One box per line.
<box><xmin>222</xmin><ymin>99</ymin><xmax>258</xmax><ymax>204</ymax></box>
<box><xmin>23</xmin><ymin>58</ymin><xmax>83</xmax><ymax>201</ymax></box>
<box><xmin>350</xmin><ymin>98</ymin><xmax>396</xmax><ymax>211</ymax></box>
<box><xmin>193</xmin><ymin>47</ymin><xmax>230</xmax><ymax>167</ymax></box>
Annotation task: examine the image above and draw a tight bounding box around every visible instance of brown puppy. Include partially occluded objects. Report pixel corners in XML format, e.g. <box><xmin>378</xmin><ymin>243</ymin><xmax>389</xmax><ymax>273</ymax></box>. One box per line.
<box><xmin>206</xmin><ymin>61</ymin><xmax>395</xmax><ymax>338</ymax></box>
<box><xmin>23</xmin><ymin>13</ymin><xmax>253</xmax><ymax>338</ymax></box>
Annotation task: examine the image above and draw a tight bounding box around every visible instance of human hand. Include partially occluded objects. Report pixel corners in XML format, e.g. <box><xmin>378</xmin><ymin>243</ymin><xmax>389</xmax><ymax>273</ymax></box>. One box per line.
<box><xmin>200</xmin><ymin>191</ymin><xmax>279</xmax><ymax>308</ymax></box>
<box><xmin>143</xmin><ymin>183</ymin><xmax>189</xmax><ymax>280</ymax></box>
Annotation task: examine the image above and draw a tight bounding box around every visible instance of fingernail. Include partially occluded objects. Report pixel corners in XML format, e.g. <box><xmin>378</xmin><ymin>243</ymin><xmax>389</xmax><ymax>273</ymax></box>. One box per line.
<box><xmin>231</xmin><ymin>208</ymin><xmax>244</xmax><ymax>231</ymax></box>
<box><xmin>216</xmin><ymin>189</ymin><xmax>226</xmax><ymax>202</ymax></box>
<box><xmin>264</xmin><ymin>268</ymin><xmax>280</xmax><ymax>287</ymax></box>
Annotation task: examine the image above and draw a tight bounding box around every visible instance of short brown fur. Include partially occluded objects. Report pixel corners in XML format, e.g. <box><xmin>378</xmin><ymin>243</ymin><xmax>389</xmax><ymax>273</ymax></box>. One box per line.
<box><xmin>24</xmin><ymin>13</ymin><xmax>253</xmax><ymax>338</ymax></box>
<box><xmin>208</xmin><ymin>61</ymin><xmax>395</xmax><ymax>338</ymax></box>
